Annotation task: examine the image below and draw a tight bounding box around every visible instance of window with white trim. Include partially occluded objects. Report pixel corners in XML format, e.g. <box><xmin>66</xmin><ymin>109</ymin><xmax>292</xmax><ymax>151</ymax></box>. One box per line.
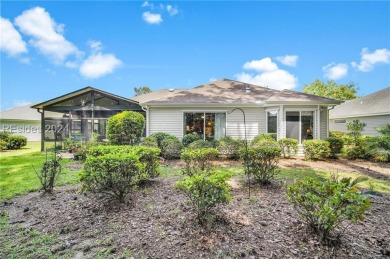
<box><xmin>183</xmin><ymin>112</ymin><xmax>226</xmax><ymax>141</ymax></box>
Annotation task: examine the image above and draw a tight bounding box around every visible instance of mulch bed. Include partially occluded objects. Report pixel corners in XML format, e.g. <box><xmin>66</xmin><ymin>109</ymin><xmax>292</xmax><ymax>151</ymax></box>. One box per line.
<box><xmin>2</xmin><ymin>176</ymin><xmax>390</xmax><ymax>258</ymax></box>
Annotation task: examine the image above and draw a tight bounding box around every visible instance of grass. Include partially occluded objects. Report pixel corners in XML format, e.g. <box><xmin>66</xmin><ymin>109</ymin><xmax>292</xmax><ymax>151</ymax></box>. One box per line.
<box><xmin>0</xmin><ymin>150</ymin><xmax>81</xmax><ymax>201</ymax></box>
<box><xmin>0</xmin><ymin>141</ymin><xmax>41</xmax><ymax>158</ymax></box>
<box><xmin>0</xmin><ymin>210</ymin><xmax>75</xmax><ymax>258</ymax></box>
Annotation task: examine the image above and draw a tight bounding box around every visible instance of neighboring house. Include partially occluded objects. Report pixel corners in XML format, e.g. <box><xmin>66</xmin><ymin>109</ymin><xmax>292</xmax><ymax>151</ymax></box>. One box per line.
<box><xmin>133</xmin><ymin>79</ymin><xmax>341</xmax><ymax>144</ymax></box>
<box><xmin>329</xmin><ymin>87</ymin><xmax>390</xmax><ymax>136</ymax></box>
<box><xmin>0</xmin><ymin>104</ymin><xmax>41</xmax><ymax>141</ymax></box>
<box><xmin>32</xmin><ymin>87</ymin><xmax>143</xmax><ymax>151</ymax></box>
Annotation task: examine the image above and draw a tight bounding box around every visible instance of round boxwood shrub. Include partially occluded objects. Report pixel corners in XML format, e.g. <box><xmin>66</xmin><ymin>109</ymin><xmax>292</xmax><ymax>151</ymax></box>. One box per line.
<box><xmin>161</xmin><ymin>137</ymin><xmax>183</xmax><ymax>159</ymax></box>
<box><xmin>7</xmin><ymin>135</ymin><xmax>27</xmax><ymax>150</ymax></box>
<box><xmin>106</xmin><ymin>111</ymin><xmax>145</xmax><ymax>145</ymax></box>
<box><xmin>0</xmin><ymin>131</ymin><xmax>11</xmax><ymax>142</ymax></box>
<box><xmin>217</xmin><ymin>136</ymin><xmax>243</xmax><ymax>160</ymax></box>
<box><xmin>182</xmin><ymin>132</ymin><xmax>201</xmax><ymax>147</ymax></box>
<box><xmin>302</xmin><ymin>139</ymin><xmax>330</xmax><ymax>160</ymax></box>
<box><xmin>149</xmin><ymin>132</ymin><xmax>173</xmax><ymax>148</ymax></box>
<box><xmin>278</xmin><ymin>138</ymin><xmax>298</xmax><ymax>158</ymax></box>
<box><xmin>141</xmin><ymin>136</ymin><xmax>159</xmax><ymax>148</ymax></box>
<box><xmin>325</xmin><ymin>137</ymin><xmax>344</xmax><ymax>158</ymax></box>
<box><xmin>0</xmin><ymin>139</ymin><xmax>8</xmax><ymax>151</ymax></box>
<box><xmin>187</xmin><ymin>139</ymin><xmax>213</xmax><ymax>149</ymax></box>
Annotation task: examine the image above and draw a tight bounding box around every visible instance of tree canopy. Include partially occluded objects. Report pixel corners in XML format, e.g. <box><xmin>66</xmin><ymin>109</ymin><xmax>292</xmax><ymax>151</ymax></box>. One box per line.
<box><xmin>134</xmin><ymin>86</ymin><xmax>152</xmax><ymax>96</ymax></box>
<box><xmin>302</xmin><ymin>80</ymin><xmax>358</xmax><ymax>101</ymax></box>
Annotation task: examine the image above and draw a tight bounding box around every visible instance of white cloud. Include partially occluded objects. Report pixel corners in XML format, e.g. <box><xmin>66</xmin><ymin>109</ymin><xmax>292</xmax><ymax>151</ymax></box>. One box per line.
<box><xmin>14</xmin><ymin>6</ymin><xmax>80</xmax><ymax>63</ymax></box>
<box><xmin>243</xmin><ymin>57</ymin><xmax>278</xmax><ymax>72</ymax></box>
<box><xmin>236</xmin><ymin>57</ymin><xmax>298</xmax><ymax>90</ymax></box>
<box><xmin>351</xmin><ymin>48</ymin><xmax>390</xmax><ymax>72</ymax></box>
<box><xmin>323</xmin><ymin>62</ymin><xmax>348</xmax><ymax>80</ymax></box>
<box><xmin>0</xmin><ymin>17</ymin><xmax>28</xmax><ymax>56</ymax></box>
<box><xmin>13</xmin><ymin>100</ymin><xmax>31</xmax><ymax>107</ymax></box>
<box><xmin>79</xmin><ymin>53</ymin><xmax>122</xmax><ymax>79</ymax></box>
<box><xmin>88</xmin><ymin>40</ymin><xmax>102</xmax><ymax>53</ymax></box>
<box><xmin>142</xmin><ymin>12</ymin><xmax>163</xmax><ymax>25</ymax></box>
<box><xmin>166</xmin><ymin>5</ymin><xmax>179</xmax><ymax>16</ymax></box>
<box><xmin>142</xmin><ymin>1</ymin><xmax>154</xmax><ymax>9</ymax></box>
<box><xmin>276</xmin><ymin>55</ymin><xmax>298</xmax><ymax>67</ymax></box>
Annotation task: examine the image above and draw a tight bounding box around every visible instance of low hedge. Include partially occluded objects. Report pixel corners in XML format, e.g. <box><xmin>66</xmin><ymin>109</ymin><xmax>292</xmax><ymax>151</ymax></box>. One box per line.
<box><xmin>7</xmin><ymin>135</ymin><xmax>27</xmax><ymax>150</ymax></box>
<box><xmin>302</xmin><ymin>139</ymin><xmax>330</xmax><ymax>160</ymax></box>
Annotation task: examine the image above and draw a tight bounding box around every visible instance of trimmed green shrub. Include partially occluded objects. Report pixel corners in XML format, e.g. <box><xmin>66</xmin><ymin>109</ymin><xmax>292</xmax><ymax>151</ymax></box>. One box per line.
<box><xmin>181</xmin><ymin>148</ymin><xmax>218</xmax><ymax>176</ymax></box>
<box><xmin>0</xmin><ymin>140</ymin><xmax>7</xmax><ymax>151</ymax></box>
<box><xmin>0</xmin><ymin>131</ymin><xmax>11</xmax><ymax>142</ymax></box>
<box><xmin>82</xmin><ymin>153</ymin><xmax>141</xmax><ymax>203</ymax></box>
<box><xmin>87</xmin><ymin>145</ymin><xmax>160</xmax><ymax>180</ymax></box>
<box><xmin>7</xmin><ymin>135</ymin><xmax>27</xmax><ymax>150</ymax></box>
<box><xmin>329</xmin><ymin>131</ymin><xmax>346</xmax><ymax>138</ymax></box>
<box><xmin>141</xmin><ymin>136</ymin><xmax>159</xmax><ymax>148</ymax></box>
<box><xmin>302</xmin><ymin>140</ymin><xmax>330</xmax><ymax>160</ymax></box>
<box><xmin>106</xmin><ymin>111</ymin><xmax>145</xmax><ymax>145</ymax></box>
<box><xmin>252</xmin><ymin>133</ymin><xmax>276</xmax><ymax>143</ymax></box>
<box><xmin>176</xmin><ymin>170</ymin><xmax>232</xmax><ymax>224</ymax></box>
<box><xmin>216</xmin><ymin>136</ymin><xmax>243</xmax><ymax>160</ymax></box>
<box><xmin>187</xmin><ymin>139</ymin><xmax>213</xmax><ymax>149</ymax></box>
<box><xmin>343</xmin><ymin>137</ymin><xmax>376</xmax><ymax>160</ymax></box>
<box><xmin>240</xmin><ymin>146</ymin><xmax>281</xmax><ymax>184</ymax></box>
<box><xmin>325</xmin><ymin>137</ymin><xmax>344</xmax><ymax>158</ymax></box>
<box><xmin>161</xmin><ymin>137</ymin><xmax>183</xmax><ymax>160</ymax></box>
<box><xmin>278</xmin><ymin>138</ymin><xmax>298</xmax><ymax>158</ymax></box>
<box><xmin>287</xmin><ymin>177</ymin><xmax>371</xmax><ymax>242</ymax></box>
<box><xmin>182</xmin><ymin>132</ymin><xmax>201</xmax><ymax>147</ymax></box>
<box><xmin>149</xmin><ymin>132</ymin><xmax>173</xmax><ymax>148</ymax></box>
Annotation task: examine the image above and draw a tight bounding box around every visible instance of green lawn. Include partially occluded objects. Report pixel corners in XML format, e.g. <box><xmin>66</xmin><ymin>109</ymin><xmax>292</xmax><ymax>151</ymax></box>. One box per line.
<box><xmin>0</xmin><ymin>141</ymin><xmax>41</xmax><ymax>158</ymax></box>
<box><xmin>0</xmin><ymin>150</ymin><xmax>81</xmax><ymax>201</ymax></box>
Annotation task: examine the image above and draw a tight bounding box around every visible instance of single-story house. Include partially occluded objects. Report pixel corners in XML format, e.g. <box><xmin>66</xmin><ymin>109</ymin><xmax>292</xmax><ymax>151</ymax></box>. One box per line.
<box><xmin>133</xmin><ymin>79</ymin><xmax>342</xmax><ymax>144</ymax></box>
<box><xmin>329</xmin><ymin>87</ymin><xmax>390</xmax><ymax>136</ymax></box>
<box><xmin>31</xmin><ymin>87</ymin><xmax>143</xmax><ymax>151</ymax></box>
<box><xmin>0</xmin><ymin>104</ymin><xmax>41</xmax><ymax>141</ymax></box>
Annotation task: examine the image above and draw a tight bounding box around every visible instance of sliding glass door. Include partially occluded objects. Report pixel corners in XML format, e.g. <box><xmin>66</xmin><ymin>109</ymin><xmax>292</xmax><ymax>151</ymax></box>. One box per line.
<box><xmin>286</xmin><ymin>111</ymin><xmax>315</xmax><ymax>143</ymax></box>
<box><xmin>183</xmin><ymin>112</ymin><xmax>226</xmax><ymax>141</ymax></box>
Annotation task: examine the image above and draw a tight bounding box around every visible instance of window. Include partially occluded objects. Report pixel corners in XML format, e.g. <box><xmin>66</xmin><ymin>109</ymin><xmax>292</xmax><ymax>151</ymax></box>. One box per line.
<box><xmin>334</xmin><ymin>119</ymin><xmax>346</xmax><ymax>124</ymax></box>
<box><xmin>267</xmin><ymin>111</ymin><xmax>278</xmax><ymax>137</ymax></box>
<box><xmin>183</xmin><ymin>112</ymin><xmax>226</xmax><ymax>141</ymax></box>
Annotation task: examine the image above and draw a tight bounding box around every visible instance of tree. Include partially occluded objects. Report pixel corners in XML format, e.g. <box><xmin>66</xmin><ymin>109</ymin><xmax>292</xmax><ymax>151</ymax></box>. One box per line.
<box><xmin>134</xmin><ymin>86</ymin><xmax>152</xmax><ymax>96</ymax></box>
<box><xmin>303</xmin><ymin>79</ymin><xmax>358</xmax><ymax>101</ymax></box>
<box><xmin>347</xmin><ymin>119</ymin><xmax>366</xmax><ymax>145</ymax></box>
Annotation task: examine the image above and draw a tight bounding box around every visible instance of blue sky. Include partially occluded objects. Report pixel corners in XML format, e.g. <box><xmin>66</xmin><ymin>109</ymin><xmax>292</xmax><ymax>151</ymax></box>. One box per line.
<box><xmin>1</xmin><ymin>1</ymin><xmax>389</xmax><ymax>110</ymax></box>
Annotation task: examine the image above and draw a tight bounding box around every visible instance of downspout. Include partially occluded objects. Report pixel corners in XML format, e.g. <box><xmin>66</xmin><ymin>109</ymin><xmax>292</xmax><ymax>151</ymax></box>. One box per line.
<box><xmin>141</xmin><ymin>106</ymin><xmax>149</xmax><ymax>137</ymax></box>
<box><xmin>327</xmin><ymin>106</ymin><xmax>336</xmax><ymax>138</ymax></box>
<box><xmin>37</xmin><ymin>108</ymin><xmax>44</xmax><ymax>151</ymax></box>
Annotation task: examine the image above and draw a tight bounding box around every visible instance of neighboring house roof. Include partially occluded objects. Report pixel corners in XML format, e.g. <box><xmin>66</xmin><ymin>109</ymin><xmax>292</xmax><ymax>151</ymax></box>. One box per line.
<box><xmin>134</xmin><ymin>79</ymin><xmax>341</xmax><ymax>106</ymax></box>
<box><xmin>0</xmin><ymin>103</ymin><xmax>41</xmax><ymax>121</ymax></box>
<box><xmin>32</xmin><ymin>86</ymin><xmax>139</xmax><ymax>109</ymax></box>
<box><xmin>330</xmin><ymin>87</ymin><xmax>390</xmax><ymax>119</ymax></box>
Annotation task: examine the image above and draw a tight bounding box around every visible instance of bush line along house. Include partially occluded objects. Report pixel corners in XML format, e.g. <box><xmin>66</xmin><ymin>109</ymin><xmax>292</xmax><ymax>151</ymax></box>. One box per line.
<box><xmin>31</xmin><ymin>79</ymin><xmax>341</xmax><ymax>151</ymax></box>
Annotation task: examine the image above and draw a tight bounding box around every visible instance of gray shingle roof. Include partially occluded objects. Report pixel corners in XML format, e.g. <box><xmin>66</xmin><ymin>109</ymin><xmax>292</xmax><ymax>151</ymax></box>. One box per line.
<box><xmin>133</xmin><ymin>79</ymin><xmax>341</xmax><ymax>105</ymax></box>
<box><xmin>329</xmin><ymin>87</ymin><xmax>390</xmax><ymax>118</ymax></box>
<box><xmin>0</xmin><ymin>103</ymin><xmax>41</xmax><ymax>121</ymax></box>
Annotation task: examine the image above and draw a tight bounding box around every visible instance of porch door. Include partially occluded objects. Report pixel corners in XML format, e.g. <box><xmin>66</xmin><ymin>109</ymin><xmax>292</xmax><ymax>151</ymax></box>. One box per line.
<box><xmin>285</xmin><ymin>111</ymin><xmax>315</xmax><ymax>143</ymax></box>
<box><xmin>286</xmin><ymin>112</ymin><xmax>300</xmax><ymax>141</ymax></box>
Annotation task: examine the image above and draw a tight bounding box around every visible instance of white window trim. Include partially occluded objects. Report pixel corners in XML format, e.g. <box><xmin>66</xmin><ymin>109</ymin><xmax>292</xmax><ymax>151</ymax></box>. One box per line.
<box><xmin>265</xmin><ymin>109</ymin><xmax>279</xmax><ymax>140</ymax></box>
<box><xmin>182</xmin><ymin>111</ymin><xmax>228</xmax><ymax>141</ymax></box>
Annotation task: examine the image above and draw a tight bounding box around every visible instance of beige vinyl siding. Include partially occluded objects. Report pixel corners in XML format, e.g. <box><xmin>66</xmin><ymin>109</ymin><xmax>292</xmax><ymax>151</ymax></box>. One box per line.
<box><xmin>0</xmin><ymin>120</ymin><xmax>41</xmax><ymax>141</ymax></box>
<box><xmin>148</xmin><ymin>107</ymin><xmax>183</xmax><ymax>138</ymax></box>
<box><xmin>320</xmin><ymin>106</ymin><xmax>328</xmax><ymax>139</ymax></box>
<box><xmin>147</xmin><ymin>106</ymin><xmax>266</xmax><ymax>140</ymax></box>
<box><xmin>227</xmin><ymin>107</ymin><xmax>266</xmax><ymax>140</ymax></box>
<box><xmin>330</xmin><ymin>115</ymin><xmax>390</xmax><ymax>136</ymax></box>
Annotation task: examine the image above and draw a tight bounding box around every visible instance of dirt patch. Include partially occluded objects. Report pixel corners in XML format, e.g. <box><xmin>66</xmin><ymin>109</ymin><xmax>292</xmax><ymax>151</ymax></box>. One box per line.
<box><xmin>2</xmin><ymin>177</ymin><xmax>390</xmax><ymax>258</ymax></box>
<box><xmin>279</xmin><ymin>158</ymin><xmax>390</xmax><ymax>181</ymax></box>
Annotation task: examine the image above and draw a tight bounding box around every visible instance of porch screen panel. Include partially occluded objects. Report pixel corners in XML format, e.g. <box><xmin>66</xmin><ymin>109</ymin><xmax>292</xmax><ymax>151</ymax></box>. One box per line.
<box><xmin>301</xmin><ymin>111</ymin><xmax>314</xmax><ymax>141</ymax></box>
<box><xmin>286</xmin><ymin>112</ymin><xmax>299</xmax><ymax>140</ymax></box>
